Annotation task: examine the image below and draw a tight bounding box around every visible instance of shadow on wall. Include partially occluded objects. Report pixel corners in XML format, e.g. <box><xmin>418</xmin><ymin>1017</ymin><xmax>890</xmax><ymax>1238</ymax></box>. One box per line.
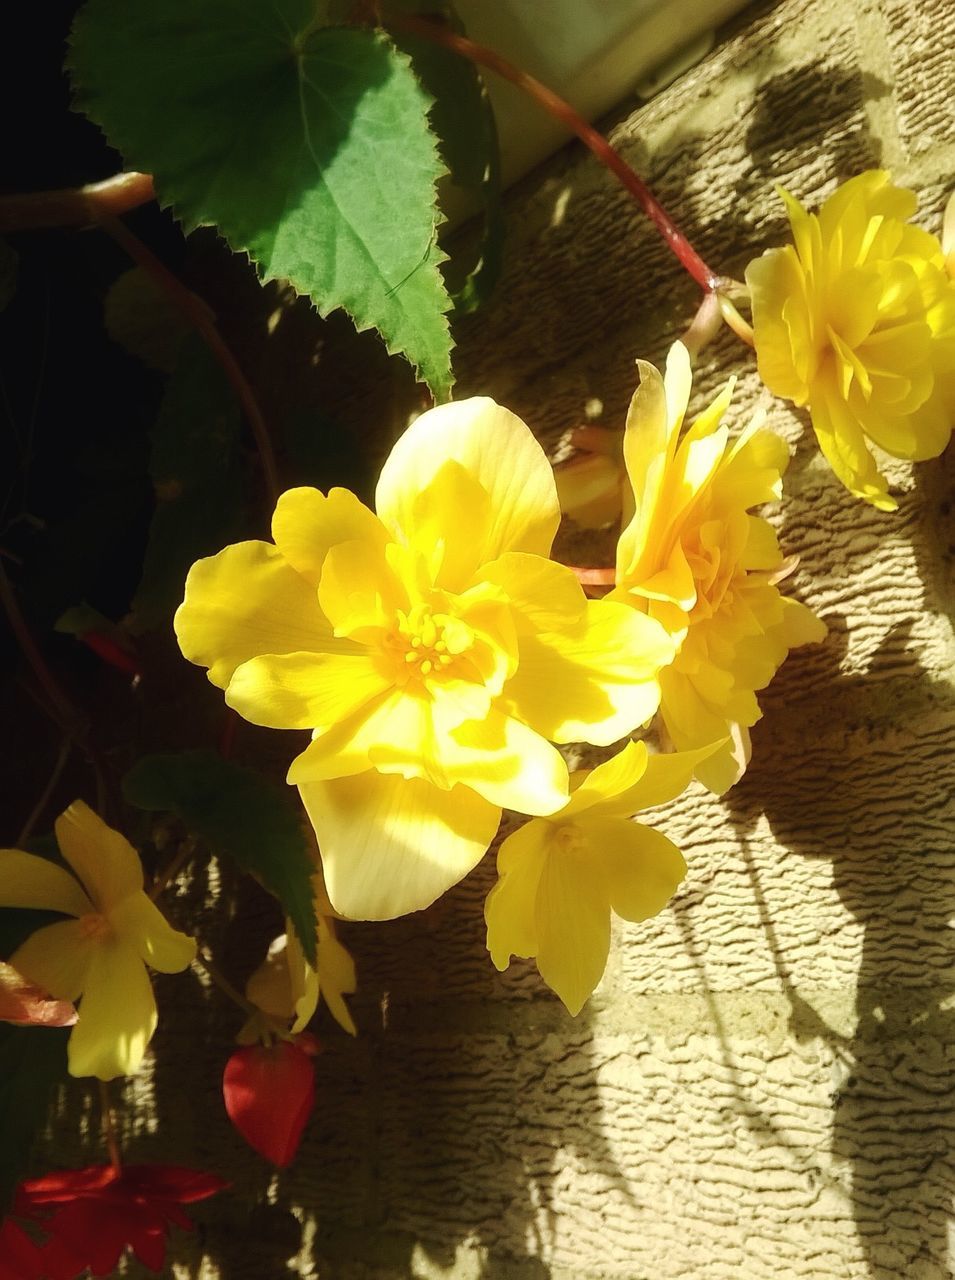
<box><xmin>723</xmin><ymin>604</ymin><xmax>955</xmax><ymax>1280</ymax></box>
<box><xmin>84</xmin><ymin>836</ymin><xmax>632</xmax><ymax>1279</ymax></box>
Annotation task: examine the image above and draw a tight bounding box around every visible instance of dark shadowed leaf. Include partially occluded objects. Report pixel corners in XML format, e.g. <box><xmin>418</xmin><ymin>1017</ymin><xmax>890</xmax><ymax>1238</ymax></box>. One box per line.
<box><xmin>123</xmin><ymin>751</ymin><xmax>317</xmax><ymax>964</ymax></box>
<box><xmin>128</xmin><ymin>338</ymin><xmax>244</xmax><ymax>635</ymax></box>
<box><xmin>394</xmin><ymin>7</ymin><xmax>504</xmax><ymax>314</ymax></box>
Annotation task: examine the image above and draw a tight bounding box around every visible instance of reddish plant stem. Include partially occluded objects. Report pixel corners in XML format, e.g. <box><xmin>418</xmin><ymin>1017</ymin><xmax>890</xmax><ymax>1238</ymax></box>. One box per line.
<box><xmin>387</xmin><ymin>14</ymin><xmax>720</xmax><ymax>292</ymax></box>
<box><xmin>0</xmin><ymin>561</ymin><xmax>85</xmax><ymax>740</ymax></box>
<box><xmin>101</xmin><ymin>216</ymin><xmax>280</xmax><ymax>506</ymax></box>
<box><xmin>98</xmin><ymin>1081</ymin><xmax>123</xmax><ymax>1174</ymax></box>
<box><xmin>0</xmin><ymin>172</ymin><xmax>155</xmax><ymax>232</ymax></box>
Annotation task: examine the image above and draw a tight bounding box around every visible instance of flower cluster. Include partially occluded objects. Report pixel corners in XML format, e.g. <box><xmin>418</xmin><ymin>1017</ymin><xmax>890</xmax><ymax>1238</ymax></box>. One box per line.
<box><xmin>176</xmin><ymin>398</ymin><xmax>674</xmax><ymax>923</ymax></box>
<box><xmin>746</xmin><ymin>171</ymin><xmax>955</xmax><ymax>509</ymax></box>
<box><xmin>609</xmin><ymin>341</ymin><xmax>826</xmax><ymax>793</ymax></box>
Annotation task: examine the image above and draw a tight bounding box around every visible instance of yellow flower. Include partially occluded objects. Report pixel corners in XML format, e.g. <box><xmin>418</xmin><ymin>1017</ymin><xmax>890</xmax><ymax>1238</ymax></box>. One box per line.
<box><xmin>240</xmin><ymin>879</ymin><xmax>357</xmax><ymax>1039</ymax></box>
<box><xmin>610</xmin><ymin>342</ymin><xmax>825</xmax><ymax>794</ymax></box>
<box><xmin>0</xmin><ymin>802</ymin><xmax>196</xmax><ymax>1080</ymax></box>
<box><xmin>485</xmin><ymin>740</ymin><xmax>713</xmax><ymax>1015</ymax></box>
<box><xmin>746</xmin><ymin>170</ymin><xmax>955</xmax><ymax>510</ymax></box>
<box><xmin>176</xmin><ymin>399</ymin><xmax>674</xmax><ymax>922</ymax></box>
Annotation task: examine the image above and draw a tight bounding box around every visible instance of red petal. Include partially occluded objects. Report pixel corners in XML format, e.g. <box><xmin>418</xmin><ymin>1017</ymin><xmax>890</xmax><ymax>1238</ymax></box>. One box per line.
<box><xmin>0</xmin><ymin>1219</ymin><xmax>46</xmax><ymax>1280</ymax></box>
<box><xmin>222</xmin><ymin>1043</ymin><xmax>315</xmax><ymax>1167</ymax></box>
<box><xmin>119</xmin><ymin>1165</ymin><xmax>228</xmax><ymax>1204</ymax></box>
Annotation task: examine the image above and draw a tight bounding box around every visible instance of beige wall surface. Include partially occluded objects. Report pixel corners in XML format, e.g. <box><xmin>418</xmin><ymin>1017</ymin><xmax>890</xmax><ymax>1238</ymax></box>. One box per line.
<box><xmin>66</xmin><ymin>0</ymin><xmax>955</xmax><ymax>1275</ymax></box>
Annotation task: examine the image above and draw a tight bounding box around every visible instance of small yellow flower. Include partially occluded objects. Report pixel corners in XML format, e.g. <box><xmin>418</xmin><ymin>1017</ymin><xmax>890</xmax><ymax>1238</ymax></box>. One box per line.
<box><xmin>610</xmin><ymin>342</ymin><xmax>826</xmax><ymax>794</ymax></box>
<box><xmin>485</xmin><ymin>740</ymin><xmax>713</xmax><ymax>1015</ymax></box>
<box><xmin>241</xmin><ymin>878</ymin><xmax>357</xmax><ymax>1039</ymax></box>
<box><xmin>176</xmin><ymin>399</ymin><xmax>674</xmax><ymax>921</ymax></box>
<box><xmin>0</xmin><ymin>802</ymin><xmax>196</xmax><ymax>1080</ymax></box>
<box><xmin>746</xmin><ymin>171</ymin><xmax>955</xmax><ymax>510</ymax></box>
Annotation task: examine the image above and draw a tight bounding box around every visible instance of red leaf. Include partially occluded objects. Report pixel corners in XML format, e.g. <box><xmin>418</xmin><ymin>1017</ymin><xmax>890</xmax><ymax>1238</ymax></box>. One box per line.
<box><xmin>0</xmin><ymin>962</ymin><xmax>77</xmax><ymax>1028</ymax></box>
<box><xmin>222</xmin><ymin>1043</ymin><xmax>315</xmax><ymax>1167</ymax></box>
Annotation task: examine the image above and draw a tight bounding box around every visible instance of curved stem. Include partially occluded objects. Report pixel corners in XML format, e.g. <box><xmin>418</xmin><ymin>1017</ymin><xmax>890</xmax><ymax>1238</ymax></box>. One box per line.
<box><xmin>98</xmin><ymin>1081</ymin><xmax>123</xmax><ymax>1174</ymax></box>
<box><xmin>101</xmin><ymin>216</ymin><xmax>281</xmax><ymax>505</ymax></box>
<box><xmin>387</xmin><ymin>14</ymin><xmax>720</xmax><ymax>292</ymax></box>
<box><xmin>194</xmin><ymin>948</ymin><xmax>262</xmax><ymax>1021</ymax></box>
<box><xmin>0</xmin><ymin>172</ymin><xmax>155</xmax><ymax>233</ymax></box>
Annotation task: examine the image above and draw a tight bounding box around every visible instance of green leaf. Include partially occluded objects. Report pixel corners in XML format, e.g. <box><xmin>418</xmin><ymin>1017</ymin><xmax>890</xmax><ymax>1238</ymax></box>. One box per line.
<box><xmin>394</xmin><ymin>9</ymin><xmax>504</xmax><ymax>314</ymax></box>
<box><xmin>123</xmin><ymin>751</ymin><xmax>317</xmax><ymax>964</ymax></box>
<box><xmin>69</xmin><ymin>3</ymin><xmax>454</xmax><ymax>398</ymax></box>
<box><xmin>103</xmin><ymin>266</ymin><xmax>189</xmax><ymax>372</ymax></box>
<box><xmin>128</xmin><ymin>338</ymin><xmax>244</xmax><ymax>634</ymax></box>
<box><xmin>0</xmin><ymin>1024</ymin><xmax>69</xmax><ymax>1212</ymax></box>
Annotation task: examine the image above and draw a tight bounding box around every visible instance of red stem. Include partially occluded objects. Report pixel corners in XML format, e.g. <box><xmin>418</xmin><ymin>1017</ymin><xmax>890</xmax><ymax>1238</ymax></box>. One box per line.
<box><xmin>0</xmin><ymin>172</ymin><xmax>155</xmax><ymax>232</ymax></box>
<box><xmin>101</xmin><ymin>216</ymin><xmax>280</xmax><ymax>506</ymax></box>
<box><xmin>388</xmin><ymin>14</ymin><xmax>720</xmax><ymax>292</ymax></box>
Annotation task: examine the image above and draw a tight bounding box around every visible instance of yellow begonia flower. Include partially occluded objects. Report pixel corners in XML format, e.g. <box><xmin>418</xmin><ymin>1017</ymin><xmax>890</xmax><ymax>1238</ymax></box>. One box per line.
<box><xmin>610</xmin><ymin>342</ymin><xmax>826</xmax><ymax>794</ymax></box>
<box><xmin>0</xmin><ymin>802</ymin><xmax>196</xmax><ymax>1080</ymax></box>
<box><xmin>486</xmin><ymin>740</ymin><xmax>715</xmax><ymax>1015</ymax></box>
<box><xmin>176</xmin><ymin>398</ymin><xmax>675</xmax><ymax>921</ymax></box>
<box><xmin>746</xmin><ymin>170</ymin><xmax>955</xmax><ymax>510</ymax></box>
<box><xmin>241</xmin><ymin>880</ymin><xmax>357</xmax><ymax>1039</ymax></box>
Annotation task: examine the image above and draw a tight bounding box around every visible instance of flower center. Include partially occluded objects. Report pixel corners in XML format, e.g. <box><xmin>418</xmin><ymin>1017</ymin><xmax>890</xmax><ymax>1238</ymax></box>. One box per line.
<box><xmin>553</xmin><ymin>823</ymin><xmax>586</xmax><ymax>855</ymax></box>
<box><xmin>383</xmin><ymin>603</ymin><xmax>474</xmax><ymax>686</ymax></box>
<box><xmin>78</xmin><ymin>912</ymin><xmax>113</xmax><ymax>943</ymax></box>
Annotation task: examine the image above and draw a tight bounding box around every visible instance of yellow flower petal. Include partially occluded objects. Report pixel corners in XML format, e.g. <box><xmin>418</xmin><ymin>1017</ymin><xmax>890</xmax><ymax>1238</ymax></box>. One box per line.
<box><xmin>175</xmin><ymin>540</ymin><xmax>340</xmax><ymax>690</ymax></box>
<box><xmin>484</xmin><ymin>819</ymin><xmax>549</xmax><ymax>969</ymax></box>
<box><xmin>0</xmin><ymin>849</ymin><xmax>91</xmax><ymax>917</ymax></box>
<box><xmin>299</xmin><ymin>771</ymin><xmax>501</xmax><ymax>920</ymax></box>
<box><xmin>535</xmin><ymin>837</ymin><xmax>610</xmax><ymax>1016</ymax></box>
<box><xmin>55</xmin><ymin>802</ymin><xmax>143</xmax><ymax>912</ymax></box>
<box><xmin>271</xmin><ymin>487</ymin><xmax>388</xmax><ymax>585</ymax></box>
<box><xmin>10</xmin><ymin>920</ymin><xmax>96</xmax><ymax>1002</ymax></box>
<box><xmin>67</xmin><ymin>940</ymin><xmax>157</xmax><ymax>1080</ymax></box>
<box><xmin>477</xmin><ymin>553</ymin><xmax>585</xmax><ymax>631</ymax></box>
<box><xmin>315</xmin><ymin>916</ymin><xmax>357</xmax><ymax>1036</ymax></box>
<box><xmin>502</xmin><ymin>600</ymin><xmax>673</xmax><ymax>746</ymax></box>
<box><xmin>811</xmin><ymin>378</ymin><xmax>896</xmax><ymax>510</ymax></box>
<box><xmin>107</xmin><ymin>893</ymin><xmax>196</xmax><ymax>973</ymax></box>
<box><xmin>375</xmin><ymin>397</ymin><xmax>560</xmax><ymax>569</ymax></box>
<box><xmin>407</xmin><ymin>459</ymin><xmax>492</xmax><ymax>592</ymax></box>
<box><xmin>225</xmin><ymin>652</ymin><xmax>392</xmax><ymax>731</ymax></box>
<box><xmin>582</xmin><ymin>741</ymin><xmax>722</xmax><ymax>817</ymax></box>
<box><xmin>588</xmin><ymin>818</ymin><xmax>687</xmax><ymax>922</ymax></box>
<box><xmin>434</xmin><ymin>704</ymin><xmax>569</xmax><ymax>815</ymax></box>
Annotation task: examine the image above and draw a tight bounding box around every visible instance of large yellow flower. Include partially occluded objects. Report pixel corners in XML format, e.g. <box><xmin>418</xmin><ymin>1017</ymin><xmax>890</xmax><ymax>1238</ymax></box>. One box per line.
<box><xmin>486</xmin><ymin>740</ymin><xmax>713</xmax><ymax>1015</ymax></box>
<box><xmin>609</xmin><ymin>342</ymin><xmax>825</xmax><ymax>794</ymax></box>
<box><xmin>176</xmin><ymin>399</ymin><xmax>674</xmax><ymax>921</ymax></box>
<box><xmin>746</xmin><ymin>170</ymin><xmax>955</xmax><ymax>510</ymax></box>
<box><xmin>0</xmin><ymin>802</ymin><xmax>196</xmax><ymax>1080</ymax></box>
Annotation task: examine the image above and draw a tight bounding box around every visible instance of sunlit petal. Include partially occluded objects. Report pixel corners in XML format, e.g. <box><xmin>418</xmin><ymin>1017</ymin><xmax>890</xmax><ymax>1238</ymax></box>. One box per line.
<box><xmin>175</xmin><ymin>541</ymin><xmax>336</xmax><ymax>689</ymax></box>
<box><xmin>375</xmin><ymin>397</ymin><xmax>560</xmax><ymax>565</ymax></box>
<box><xmin>299</xmin><ymin>771</ymin><xmax>501</xmax><ymax>920</ymax></box>
<box><xmin>10</xmin><ymin>921</ymin><xmax>96</xmax><ymax>1002</ymax></box>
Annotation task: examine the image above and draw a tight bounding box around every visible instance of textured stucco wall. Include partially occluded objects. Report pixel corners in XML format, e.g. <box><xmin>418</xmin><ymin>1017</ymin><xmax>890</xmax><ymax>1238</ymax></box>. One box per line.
<box><xmin>63</xmin><ymin>0</ymin><xmax>955</xmax><ymax>1275</ymax></box>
